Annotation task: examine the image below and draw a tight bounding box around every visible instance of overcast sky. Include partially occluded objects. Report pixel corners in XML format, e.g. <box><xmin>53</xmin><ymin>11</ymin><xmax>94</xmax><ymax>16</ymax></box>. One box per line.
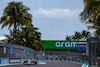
<box><xmin>0</xmin><ymin>0</ymin><xmax>94</xmax><ymax>40</ymax></box>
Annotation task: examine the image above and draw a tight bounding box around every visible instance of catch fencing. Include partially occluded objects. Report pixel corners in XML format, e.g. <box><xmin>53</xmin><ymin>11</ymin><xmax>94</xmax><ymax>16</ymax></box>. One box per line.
<box><xmin>0</xmin><ymin>43</ymin><xmax>35</xmax><ymax>59</ymax></box>
<box><xmin>0</xmin><ymin>43</ymin><xmax>86</xmax><ymax>64</ymax></box>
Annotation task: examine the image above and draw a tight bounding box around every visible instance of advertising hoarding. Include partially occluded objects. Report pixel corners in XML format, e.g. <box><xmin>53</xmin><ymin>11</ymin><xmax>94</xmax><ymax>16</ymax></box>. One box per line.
<box><xmin>23</xmin><ymin>48</ymin><xmax>26</xmax><ymax>53</ymax></box>
<box><xmin>27</xmin><ymin>50</ymin><xmax>30</xmax><ymax>56</ymax></box>
<box><xmin>10</xmin><ymin>46</ymin><xmax>13</xmax><ymax>55</ymax></box>
<box><xmin>4</xmin><ymin>47</ymin><xmax>6</xmax><ymax>53</ymax></box>
<box><xmin>0</xmin><ymin>58</ymin><xmax>10</xmax><ymax>64</ymax></box>
<box><xmin>77</xmin><ymin>42</ymin><xmax>87</xmax><ymax>50</ymax></box>
<box><xmin>42</xmin><ymin>40</ymin><xmax>87</xmax><ymax>50</ymax></box>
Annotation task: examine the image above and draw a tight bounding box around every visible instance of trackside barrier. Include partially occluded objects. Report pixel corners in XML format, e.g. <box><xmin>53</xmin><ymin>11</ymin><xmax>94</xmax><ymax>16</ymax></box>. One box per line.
<box><xmin>81</xmin><ymin>64</ymin><xmax>97</xmax><ymax>67</ymax></box>
<box><xmin>10</xmin><ymin>58</ymin><xmax>20</xmax><ymax>63</ymax></box>
<box><xmin>88</xmin><ymin>65</ymin><xmax>92</xmax><ymax>67</ymax></box>
<box><xmin>78</xmin><ymin>60</ymin><xmax>83</xmax><ymax>63</ymax></box>
<box><xmin>81</xmin><ymin>64</ymin><xmax>89</xmax><ymax>67</ymax></box>
<box><xmin>66</xmin><ymin>59</ymin><xmax>68</xmax><ymax>61</ymax></box>
<box><xmin>0</xmin><ymin>58</ymin><xmax>10</xmax><ymax>64</ymax></box>
<box><xmin>62</xmin><ymin>59</ymin><xmax>64</xmax><ymax>61</ymax></box>
<box><xmin>73</xmin><ymin>60</ymin><xmax>75</xmax><ymax>62</ymax></box>
<box><xmin>44</xmin><ymin>57</ymin><xmax>91</xmax><ymax>65</ymax></box>
<box><xmin>57</xmin><ymin>58</ymin><xmax>60</xmax><ymax>60</ymax></box>
<box><xmin>70</xmin><ymin>59</ymin><xmax>72</xmax><ymax>61</ymax></box>
<box><xmin>43</xmin><ymin>58</ymin><xmax>84</xmax><ymax>64</ymax></box>
<box><xmin>43</xmin><ymin>57</ymin><xmax>46</xmax><ymax>60</ymax></box>
<box><xmin>53</xmin><ymin>58</ymin><xmax>56</xmax><ymax>60</ymax></box>
<box><xmin>20</xmin><ymin>58</ymin><xmax>46</xmax><ymax>64</ymax></box>
<box><xmin>20</xmin><ymin>59</ymin><xmax>26</xmax><ymax>63</ymax></box>
<box><xmin>37</xmin><ymin>60</ymin><xmax>46</xmax><ymax>64</ymax></box>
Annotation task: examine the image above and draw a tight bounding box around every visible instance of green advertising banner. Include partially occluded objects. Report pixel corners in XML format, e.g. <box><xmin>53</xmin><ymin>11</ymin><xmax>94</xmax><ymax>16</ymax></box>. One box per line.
<box><xmin>42</xmin><ymin>40</ymin><xmax>87</xmax><ymax>49</ymax></box>
<box><xmin>27</xmin><ymin>50</ymin><xmax>30</xmax><ymax>56</ymax></box>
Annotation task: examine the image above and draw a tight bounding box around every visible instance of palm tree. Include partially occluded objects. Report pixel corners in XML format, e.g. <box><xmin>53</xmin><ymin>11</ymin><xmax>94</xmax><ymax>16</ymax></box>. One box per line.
<box><xmin>81</xmin><ymin>30</ymin><xmax>91</xmax><ymax>40</ymax></box>
<box><xmin>4</xmin><ymin>29</ymin><xmax>22</xmax><ymax>44</ymax></box>
<box><xmin>0</xmin><ymin>1</ymin><xmax>32</xmax><ymax>43</ymax></box>
<box><xmin>65</xmin><ymin>35</ymin><xmax>71</xmax><ymax>40</ymax></box>
<box><xmin>19</xmin><ymin>25</ymin><xmax>42</xmax><ymax>51</ymax></box>
<box><xmin>80</xmin><ymin>0</ymin><xmax>100</xmax><ymax>35</ymax></box>
<box><xmin>3</xmin><ymin>29</ymin><xmax>14</xmax><ymax>43</ymax></box>
<box><xmin>4</xmin><ymin>25</ymin><xmax>42</xmax><ymax>50</ymax></box>
<box><xmin>73</xmin><ymin>31</ymin><xmax>82</xmax><ymax>40</ymax></box>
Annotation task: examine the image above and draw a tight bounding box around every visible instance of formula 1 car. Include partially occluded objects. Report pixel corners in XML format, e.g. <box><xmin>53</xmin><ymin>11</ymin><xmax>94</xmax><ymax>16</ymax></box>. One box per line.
<box><xmin>23</xmin><ymin>59</ymin><xmax>37</xmax><ymax>65</ymax></box>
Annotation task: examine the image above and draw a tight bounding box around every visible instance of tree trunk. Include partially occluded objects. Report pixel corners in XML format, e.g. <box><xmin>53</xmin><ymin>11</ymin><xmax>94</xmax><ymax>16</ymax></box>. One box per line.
<box><xmin>13</xmin><ymin>20</ymin><xmax>17</xmax><ymax>44</ymax></box>
<box><xmin>18</xmin><ymin>23</ymin><xmax>19</xmax><ymax>45</ymax></box>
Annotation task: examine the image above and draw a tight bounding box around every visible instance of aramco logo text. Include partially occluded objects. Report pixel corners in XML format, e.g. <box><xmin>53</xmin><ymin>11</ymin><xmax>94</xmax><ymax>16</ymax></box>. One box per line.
<box><xmin>55</xmin><ymin>42</ymin><xmax>77</xmax><ymax>47</ymax></box>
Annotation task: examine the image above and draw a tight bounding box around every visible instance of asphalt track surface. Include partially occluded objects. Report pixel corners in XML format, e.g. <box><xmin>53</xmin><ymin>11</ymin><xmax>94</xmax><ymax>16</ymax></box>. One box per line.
<box><xmin>1</xmin><ymin>60</ymin><xmax>82</xmax><ymax>67</ymax></box>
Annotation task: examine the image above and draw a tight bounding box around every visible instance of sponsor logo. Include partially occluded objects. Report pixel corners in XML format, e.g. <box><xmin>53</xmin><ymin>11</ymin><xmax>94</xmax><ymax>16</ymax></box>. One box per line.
<box><xmin>0</xmin><ymin>59</ymin><xmax>10</xmax><ymax>64</ymax></box>
<box><xmin>55</xmin><ymin>42</ymin><xmax>87</xmax><ymax>50</ymax></box>
<box><xmin>55</xmin><ymin>42</ymin><xmax>77</xmax><ymax>47</ymax></box>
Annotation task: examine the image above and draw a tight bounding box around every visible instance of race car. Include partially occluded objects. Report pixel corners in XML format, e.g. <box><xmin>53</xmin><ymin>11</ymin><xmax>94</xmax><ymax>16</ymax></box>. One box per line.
<box><xmin>23</xmin><ymin>59</ymin><xmax>37</xmax><ymax>65</ymax></box>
